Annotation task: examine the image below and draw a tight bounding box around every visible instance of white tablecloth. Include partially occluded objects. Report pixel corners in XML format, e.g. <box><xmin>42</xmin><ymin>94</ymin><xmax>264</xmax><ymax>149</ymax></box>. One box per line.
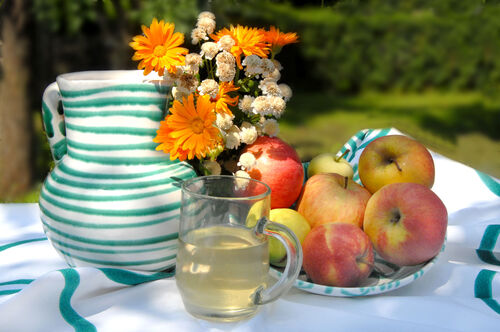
<box><xmin>1</xmin><ymin>128</ymin><xmax>499</xmax><ymax>331</ymax></box>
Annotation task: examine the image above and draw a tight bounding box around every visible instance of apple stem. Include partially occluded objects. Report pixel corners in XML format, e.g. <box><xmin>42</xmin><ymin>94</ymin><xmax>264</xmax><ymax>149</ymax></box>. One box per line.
<box><xmin>390</xmin><ymin>210</ymin><xmax>401</xmax><ymax>224</ymax></box>
<box><xmin>335</xmin><ymin>149</ymin><xmax>350</xmax><ymax>162</ymax></box>
<box><xmin>344</xmin><ymin>176</ymin><xmax>348</xmax><ymax>189</ymax></box>
<box><xmin>392</xmin><ymin>159</ymin><xmax>403</xmax><ymax>172</ymax></box>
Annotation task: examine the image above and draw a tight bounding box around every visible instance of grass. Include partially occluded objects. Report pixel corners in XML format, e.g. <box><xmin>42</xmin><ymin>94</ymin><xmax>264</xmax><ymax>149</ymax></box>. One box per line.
<box><xmin>3</xmin><ymin>90</ymin><xmax>500</xmax><ymax>203</ymax></box>
<box><xmin>279</xmin><ymin>91</ymin><xmax>500</xmax><ymax>178</ymax></box>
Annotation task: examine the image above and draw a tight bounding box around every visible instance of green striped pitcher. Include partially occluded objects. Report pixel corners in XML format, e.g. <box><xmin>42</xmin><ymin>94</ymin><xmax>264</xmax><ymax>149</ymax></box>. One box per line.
<box><xmin>39</xmin><ymin>70</ymin><xmax>197</xmax><ymax>271</ymax></box>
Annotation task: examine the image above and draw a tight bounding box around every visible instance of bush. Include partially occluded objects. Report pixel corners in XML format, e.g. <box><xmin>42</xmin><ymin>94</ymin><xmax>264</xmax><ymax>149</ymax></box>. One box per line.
<box><xmin>213</xmin><ymin>0</ymin><xmax>500</xmax><ymax>93</ymax></box>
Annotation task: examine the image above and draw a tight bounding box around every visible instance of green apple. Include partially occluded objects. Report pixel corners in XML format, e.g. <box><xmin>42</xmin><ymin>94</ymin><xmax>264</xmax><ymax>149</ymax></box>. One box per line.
<box><xmin>268</xmin><ymin>208</ymin><xmax>311</xmax><ymax>267</ymax></box>
<box><xmin>245</xmin><ymin>200</ymin><xmax>269</xmax><ymax>228</ymax></box>
<box><xmin>307</xmin><ymin>150</ymin><xmax>354</xmax><ymax>178</ymax></box>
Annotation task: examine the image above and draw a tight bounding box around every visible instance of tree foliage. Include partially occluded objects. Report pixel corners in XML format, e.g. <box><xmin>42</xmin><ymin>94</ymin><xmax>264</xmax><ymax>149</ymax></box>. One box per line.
<box><xmin>212</xmin><ymin>0</ymin><xmax>500</xmax><ymax>93</ymax></box>
<box><xmin>32</xmin><ymin>0</ymin><xmax>199</xmax><ymax>36</ymax></box>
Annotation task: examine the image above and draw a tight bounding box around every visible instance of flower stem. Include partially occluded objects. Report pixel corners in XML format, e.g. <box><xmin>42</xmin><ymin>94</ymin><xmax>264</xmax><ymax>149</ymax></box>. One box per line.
<box><xmin>235</xmin><ymin>64</ymin><xmax>240</xmax><ymax>82</ymax></box>
<box><xmin>208</xmin><ymin>59</ymin><xmax>215</xmax><ymax>79</ymax></box>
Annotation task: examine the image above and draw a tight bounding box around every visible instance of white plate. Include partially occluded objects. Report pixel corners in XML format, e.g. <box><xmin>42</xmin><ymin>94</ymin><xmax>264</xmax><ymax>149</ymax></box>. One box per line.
<box><xmin>270</xmin><ymin>243</ymin><xmax>445</xmax><ymax>297</ymax></box>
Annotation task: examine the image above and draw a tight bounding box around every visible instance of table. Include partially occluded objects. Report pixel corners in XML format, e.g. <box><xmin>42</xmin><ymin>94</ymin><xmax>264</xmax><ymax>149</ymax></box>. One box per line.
<box><xmin>1</xmin><ymin>128</ymin><xmax>499</xmax><ymax>331</ymax></box>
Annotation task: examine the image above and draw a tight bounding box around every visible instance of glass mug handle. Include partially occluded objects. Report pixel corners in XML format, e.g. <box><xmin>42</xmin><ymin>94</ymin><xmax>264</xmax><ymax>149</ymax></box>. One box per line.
<box><xmin>253</xmin><ymin>217</ymin><xmax>303</xmax><ymax>305</ymax></box>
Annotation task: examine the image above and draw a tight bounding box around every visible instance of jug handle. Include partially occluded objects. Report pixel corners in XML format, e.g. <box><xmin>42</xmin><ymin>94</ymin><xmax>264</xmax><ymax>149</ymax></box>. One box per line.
<box><xmin>42</xmin><ymin>82</ymin><xmax>67</xmax><ymax>163</ymax></box>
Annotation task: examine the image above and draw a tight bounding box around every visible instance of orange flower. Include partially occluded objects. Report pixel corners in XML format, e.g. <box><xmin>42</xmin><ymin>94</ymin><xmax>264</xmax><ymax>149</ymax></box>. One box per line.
<box><xmin>130</xmin><ymin>18</ymin><xmax>188</xmax><ymax>76</ymax></box>
<box><xmin>214</xmin><ymin>82</ymin><xmax>240</xmax><ymax>115</ymax></box>
<box><xmin>211</xmin><ymin>25</ymin><xmax>270</xmax><ymax>69</ymax></box>
<box><xmin>154</xmin><ymin>94</ymin><xmax>221</xmax><ymax>161</ymax></box>
<box><xmin>265</xmin><ymin>26</ymin><xmax>299</xmax><ymax>56</ymax></box>
<box><xmin>153</xmin><ymin>121</ymin><xmax>189</xmax><ymax>161</ymax></box>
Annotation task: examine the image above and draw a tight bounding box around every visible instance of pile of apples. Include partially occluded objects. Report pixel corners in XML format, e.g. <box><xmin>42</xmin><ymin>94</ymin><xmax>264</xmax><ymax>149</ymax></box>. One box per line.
<box><xmin>242</xmin><ymin>135</ymin><xmax>448</xmax><ymax>288</ymax></box>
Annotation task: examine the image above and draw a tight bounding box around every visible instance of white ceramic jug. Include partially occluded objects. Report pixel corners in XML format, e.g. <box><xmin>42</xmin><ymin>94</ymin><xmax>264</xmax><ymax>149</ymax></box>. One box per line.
<box><xmin>39</xmin><ymin>70</ymin><xmax>196</xmax><ymax>271</ymax></box>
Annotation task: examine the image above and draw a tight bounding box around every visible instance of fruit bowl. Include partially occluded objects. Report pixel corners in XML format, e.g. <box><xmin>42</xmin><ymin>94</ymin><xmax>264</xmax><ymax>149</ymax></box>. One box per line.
<box><xmin>270</xmin><ymin>242</ymin><xmax>444</xmax><ymax>297</ymax></box>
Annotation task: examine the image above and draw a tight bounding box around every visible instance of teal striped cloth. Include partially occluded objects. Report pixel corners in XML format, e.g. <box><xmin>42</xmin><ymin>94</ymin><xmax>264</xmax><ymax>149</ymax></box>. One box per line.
<box><xmin>1</xmin><ymin>128</ymin><xmax>499</xmax><ymax>332</ymax></box>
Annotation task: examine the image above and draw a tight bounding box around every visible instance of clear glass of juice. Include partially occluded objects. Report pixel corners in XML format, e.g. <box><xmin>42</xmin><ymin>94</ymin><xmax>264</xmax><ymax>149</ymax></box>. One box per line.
<box><xmin>176</xmin><ymin>175</ymin><xmax>302</xmax><ymax>322</ymax></box>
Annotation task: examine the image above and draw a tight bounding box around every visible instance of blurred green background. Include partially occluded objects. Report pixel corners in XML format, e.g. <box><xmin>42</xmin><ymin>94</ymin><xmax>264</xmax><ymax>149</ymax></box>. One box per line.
<box><xmin>1</xmin><ymin>0</ymin><xmax>499</xmax><ymax>202</ymax></box>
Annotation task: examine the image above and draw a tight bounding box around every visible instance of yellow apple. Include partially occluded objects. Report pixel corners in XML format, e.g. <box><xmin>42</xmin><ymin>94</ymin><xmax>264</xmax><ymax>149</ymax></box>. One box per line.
<box><xmin>268</xmin><ymin>208</ymin><xmax>311</xmax><ymax>267</ymax></box>
<box><xmin>358</xmin><ymin>135</ymin><xmax>435</xmax><ymax>194</ymax></box>
<box><xmin>307</xmin><ymin>150</ymin><xmax>354</xmax><ymax>178</ymax></box>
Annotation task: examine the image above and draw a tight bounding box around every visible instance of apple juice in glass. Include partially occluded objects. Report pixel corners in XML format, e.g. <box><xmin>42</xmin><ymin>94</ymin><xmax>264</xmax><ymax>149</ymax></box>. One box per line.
<box><xmin>176</xmin><ymin>175</ymin><xmax>302</xmax><ymax>322</ymax></box>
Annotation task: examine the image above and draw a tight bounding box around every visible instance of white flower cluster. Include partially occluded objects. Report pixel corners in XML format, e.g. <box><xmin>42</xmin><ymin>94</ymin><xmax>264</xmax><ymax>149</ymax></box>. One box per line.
<box><xmin>191</xmin><ymin>11</ymin><xmax>216</xmax><ymax>44</ymax></box>
<box><xmin>238</xmin><ymin>57</ymin><xmax>291</xmax><ymax>119</ymax></box>
<box><xmin>218</xmin><ymin>121</ymin><xmax>261</xmax><ymax>151</ymax></box>
<box><xmin>198</xmin><ymin>79</ymin><xmax>219</xmax><ymax>99</ymax></box>
<box><xmin>215</xmin><ymin>51</ymin><xmax>236</xmax><ymax>82</ymax></box>
<box><xmin>164</xmin><ymin>66</ymin><xmax>198</xmax><ymax>101</ymax></box>
<box><xmin>167</xmin><ymin>11</ymin><xmax>294</xmax><ymax>176</ymax></box>
<box><xmin>164</xmin><ymin>12</ymin><xmax>220</xmax><ymax>100</ymax></box>
<box><xmin>215</xmin><ymin>51</ymin><xmax>289</xmax><ymax>163</ymax></box>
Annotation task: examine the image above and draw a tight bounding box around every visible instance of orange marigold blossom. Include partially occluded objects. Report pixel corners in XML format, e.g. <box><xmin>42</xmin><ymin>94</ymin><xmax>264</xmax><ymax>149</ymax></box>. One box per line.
<box><xmin>129</xmin><ymin>18</ymin><xmax>188</xmax><ymax>76</ymax></box>
<box><xmin>265</xmin><ymin>26</ymin><xmax>299</xmax><ymax>55</ymax></box>
<box><xmin>153</xmin><ymin>94</ymin><xmax>221</xmax><ymax>161</ymax></box>
<box><xmin>211</xmin><ymin>25</ymin><xmax>270</xmax><ymax>69</ymax></box>
<box><xmin>153</xmin><ymin>121</ymin><xmax>189</xmax><ymax>161</ymax></box>
<box><xmin>214</xmin><ymin>81</ymin><xmax>240</xmax><ymax>115</ymax></box>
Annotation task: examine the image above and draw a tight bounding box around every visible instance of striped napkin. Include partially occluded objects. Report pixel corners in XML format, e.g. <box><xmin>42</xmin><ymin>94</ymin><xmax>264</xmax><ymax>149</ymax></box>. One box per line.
<box><xmin>0</xmin><ymin>128</ymin><xmax>499</xmax><ymax>332</ymax></box>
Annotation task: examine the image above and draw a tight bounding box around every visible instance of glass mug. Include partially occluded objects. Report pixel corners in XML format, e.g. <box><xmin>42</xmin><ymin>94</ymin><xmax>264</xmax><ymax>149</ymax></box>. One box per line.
<box><xmin>175</xmin><ymin>175</ymin><xmax>302</xmax><ymax>322</ymax></box>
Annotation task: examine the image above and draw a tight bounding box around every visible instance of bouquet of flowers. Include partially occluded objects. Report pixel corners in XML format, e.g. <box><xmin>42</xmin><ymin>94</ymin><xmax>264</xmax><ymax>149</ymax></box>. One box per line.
<box><xmin>129</xmin><ymin>11</ymin><xmax>298</xmax><ymax>177</ymax></box>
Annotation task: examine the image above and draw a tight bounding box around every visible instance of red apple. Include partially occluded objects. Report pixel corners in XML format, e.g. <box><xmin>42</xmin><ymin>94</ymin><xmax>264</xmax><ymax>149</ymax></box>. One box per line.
<box><xmin>358</xmin><ymin>135</ymin><xmax>435</xmax><ymax>194</ymax></box>
<box><xmin>243</xmin><ymin>136</ymin><xmax>304</xmax><ymax>208</ymax></box>
<box><xmin>302</xmin><ymin>223</ymin><xmax>374</xmax><ymax>287</ymax></box>
<box><xmin>296</xmin><ymin>173</ymin><xmax>371</xmax><ymax>229</ymax></box>
<box><xmin>363</xmin><ymin>182</ymin><xmax>447</xmax><ymax>266</ymax></box>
